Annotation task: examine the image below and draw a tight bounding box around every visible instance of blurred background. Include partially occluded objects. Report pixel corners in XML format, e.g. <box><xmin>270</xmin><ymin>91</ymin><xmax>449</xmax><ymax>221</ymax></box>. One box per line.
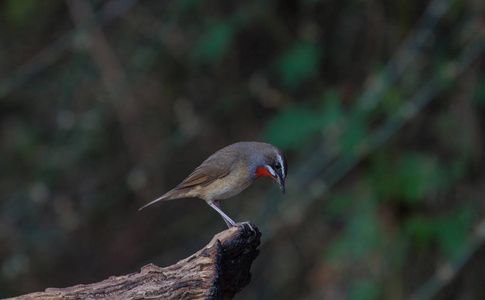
<box><xmin>1</xmin><ymin>0</ymin><xmax>485</xmax><ymax>299</ymax></box>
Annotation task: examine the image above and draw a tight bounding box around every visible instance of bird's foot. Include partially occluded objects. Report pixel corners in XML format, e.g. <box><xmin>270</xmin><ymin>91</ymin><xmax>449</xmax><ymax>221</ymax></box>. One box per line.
<box><xmin>234</xmin><ymin>221</ymin><xmax>256</xmax><ymax>233</ymax></box>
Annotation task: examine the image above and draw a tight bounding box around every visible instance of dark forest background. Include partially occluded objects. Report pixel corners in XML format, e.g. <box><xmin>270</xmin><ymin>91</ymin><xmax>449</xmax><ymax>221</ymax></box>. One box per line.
<box><xmin>1</xmin><ymin>0</ymin><xmax>485</xmax><ymax>299</ymax></box>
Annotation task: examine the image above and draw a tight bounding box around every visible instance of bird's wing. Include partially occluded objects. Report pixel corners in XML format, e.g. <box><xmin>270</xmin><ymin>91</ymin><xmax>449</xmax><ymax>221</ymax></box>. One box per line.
<box><xmin>174</xmin><ymin>154</ymin><xmax>237</xmax><ymax>190</ymax></box>
<box><xmin>139</xmin><ymin>155</ymin><xmax>236</xmax><ymax>210</ymax></box>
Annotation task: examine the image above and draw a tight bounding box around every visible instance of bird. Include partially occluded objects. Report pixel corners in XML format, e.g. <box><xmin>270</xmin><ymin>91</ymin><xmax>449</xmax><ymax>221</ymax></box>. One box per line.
<box><xmin>139</xmin><ymin>141</ymin><xmax>287</xmax><ymax>228</ymax></box>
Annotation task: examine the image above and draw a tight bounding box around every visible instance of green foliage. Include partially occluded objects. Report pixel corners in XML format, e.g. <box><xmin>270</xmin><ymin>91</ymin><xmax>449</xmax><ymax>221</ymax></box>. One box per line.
<box><xmin>404</xmin><ymin>205</ymin><xmax>476</xmax><ymax>259</ymax></box>
<box><xmin>177</xmin><ymin>0</ymin><xmax>207</xmax><ymax>10</ymax></box>
<box><xmin>326</xmin><ymin>190</ymin><xmax>381</xmax><ymax>262</ymax></box>
<box><xmin>473</xmin><ymin>77</ymin><xmax>485</xmax><ymax>106</ymax></box>
<box><xmin>380</xmin><ymin>86</ymin><xmax>404</xmax><ymax>113</ymax></box>
<box><xmin>434</xmin><ymin>205</ymin><xmax>476</xmax><ymax>259</ymax></box>
<box><xmin>3</xmin><ymin>121</ymin><xmax>42</xmax><ymax>170</ymax></box>
<box><xmin>303</xmin><ymin>0</ymin><xmax>325</xmax><ymax>5</ymax></box>
<box><xmin>369</xmin><ymin>151</ymin><xmax>447</xmax><ymax>203</ymax></box>
<box><xmin>4</xmin><ymin>0</ymin><xmax>36</xmax><ymax>24</ymax></box>
<box><xmin>338</xmin><ymin>117</ymin><xmax>367</xmax><ymax>155</ymax></box>
<box><xmin>319</xmin><ymin>90</ymin><xmax>346</xmax><ymax>128</ymax></box>
<box><xmin>264</xmin><ymin>90</ymin><xmax>344</xmax><ymax>151</ymax></box>
<box><xmin>348</xmin><ymin>279</ymin><xmax>381</xmax><ymax>300</ymax></box>
<box><xmin>434</xmin><ymin>62</ymin><xmax>457</xmax><ymax>89</ymax></box>
<box><xmin>263</xmin><ymin>103</ymin><xmax>325</xmax><ymax>151</ymax></box>
<box><xmin>403</xmin><ymin>215</ymin><xmax>435</xmax><ymax>248</ymax></box>
<box><xmin>324</xmin><ymin>190</ymin><xmax>354</xmax><ymax>215</ymax></box>
<box><xmin>191</xmin><ymin>20</ymin><xmax>239</xmax><ymax>64</ymax></box>
<box><xmin>274</xmin><ymin>41</ymin><xmax>322</xmax><ymax>90</ymax></box>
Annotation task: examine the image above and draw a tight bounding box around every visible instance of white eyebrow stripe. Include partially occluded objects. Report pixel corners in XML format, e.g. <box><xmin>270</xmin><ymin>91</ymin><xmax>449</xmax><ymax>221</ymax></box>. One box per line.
<box><xmin>275</xmin><ymin>150</ymin><xmax>285</xmax><ymax>178</ymax></box>
<box><xmin>265</xmin><ymin>164</ymin><xmax>276</xmax><ymax>177</ymax></box>
<box><xmin>280</xmin><ymin>156</ymin><xmax>285</xmax><ymax>178</ymax></box>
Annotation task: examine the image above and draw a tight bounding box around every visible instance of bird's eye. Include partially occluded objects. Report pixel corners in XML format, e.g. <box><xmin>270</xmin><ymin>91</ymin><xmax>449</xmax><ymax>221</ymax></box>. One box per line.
<box><xmin>274</xmin><ymin>162</ymin><xmax>281</xmax><ymax>169</ymax></box>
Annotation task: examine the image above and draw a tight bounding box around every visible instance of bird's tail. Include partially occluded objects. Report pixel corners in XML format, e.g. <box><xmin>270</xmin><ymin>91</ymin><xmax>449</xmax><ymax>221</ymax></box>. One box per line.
<box><xmin>138</xmin><ymin>192</ymin><xmax>175</xmax><ymax>211</ymax></box>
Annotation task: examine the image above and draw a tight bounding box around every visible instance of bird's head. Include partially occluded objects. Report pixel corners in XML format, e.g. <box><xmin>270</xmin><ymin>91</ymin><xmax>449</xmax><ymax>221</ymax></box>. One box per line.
<box><xmin>251</xmin><ymin>144</ymin><xmax>287</xmax><ymax>194</ymax></box>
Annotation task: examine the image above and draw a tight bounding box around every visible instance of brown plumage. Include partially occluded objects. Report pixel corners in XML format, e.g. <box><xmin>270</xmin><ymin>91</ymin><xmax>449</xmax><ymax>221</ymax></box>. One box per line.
<box><xmin>139</xmin><ymin>141</ymin><xmax>287</xmax><ymax>228</ymax></box>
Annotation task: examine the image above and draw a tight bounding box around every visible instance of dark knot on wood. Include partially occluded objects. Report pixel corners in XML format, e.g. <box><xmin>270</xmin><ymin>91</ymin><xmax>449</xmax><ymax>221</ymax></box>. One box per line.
<box><xmin>209</xmin><ymin>223</ymin><xmax>261</xmax><ymax>299</ymax></box>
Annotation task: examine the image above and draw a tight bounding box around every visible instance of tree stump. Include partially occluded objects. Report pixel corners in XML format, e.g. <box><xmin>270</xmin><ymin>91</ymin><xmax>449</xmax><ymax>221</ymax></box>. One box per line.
<box><xmin>7</xmin><ymin>223</ymin><xmax>261</xmax><ymax>300</ymax></box>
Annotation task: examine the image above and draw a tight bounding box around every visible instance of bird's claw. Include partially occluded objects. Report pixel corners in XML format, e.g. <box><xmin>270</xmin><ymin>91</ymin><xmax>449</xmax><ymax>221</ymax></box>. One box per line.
<box><xmin>234</xmin><ymin>221</ymin><xmax>256</xmax><ymax>233</ymax></box>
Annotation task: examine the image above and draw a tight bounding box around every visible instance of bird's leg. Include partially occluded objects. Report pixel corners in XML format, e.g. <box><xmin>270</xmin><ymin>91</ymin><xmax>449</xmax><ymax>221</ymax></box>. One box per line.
<box><xmin>207</xmin><ymin>202</ymin><xmax>256</xmax><ymax>232</ymax></box>
<box><xmin>207</xmin><ymin>201</ymin><xmax>236</xmax><ymax>228</ymax></box>
<box><xmin>222</xmin><ymin>217</ymin><xmax>234</xmax><ymax>229</ymax></box>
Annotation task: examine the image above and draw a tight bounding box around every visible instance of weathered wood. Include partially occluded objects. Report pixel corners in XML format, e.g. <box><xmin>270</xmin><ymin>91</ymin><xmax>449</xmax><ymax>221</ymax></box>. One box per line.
<box><xmin>7</xmin><ymin>223</ymin><xmax>261</xmax><ymax>300</ymax></box>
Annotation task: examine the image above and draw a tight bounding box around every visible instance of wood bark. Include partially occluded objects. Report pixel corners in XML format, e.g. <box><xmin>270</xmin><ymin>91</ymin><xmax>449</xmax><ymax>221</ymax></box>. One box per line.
<box><xmin>7</xmin><ymin>223</ymin><xmax>261</xmax><ymax>300</ymax></box>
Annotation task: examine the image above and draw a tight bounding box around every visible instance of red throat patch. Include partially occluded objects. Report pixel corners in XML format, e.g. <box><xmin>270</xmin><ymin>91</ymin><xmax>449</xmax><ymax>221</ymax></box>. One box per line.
<box><xmin>255</xmin><ymin>166</ymin><xmax>276</xmax><ymax>179</ymax></box>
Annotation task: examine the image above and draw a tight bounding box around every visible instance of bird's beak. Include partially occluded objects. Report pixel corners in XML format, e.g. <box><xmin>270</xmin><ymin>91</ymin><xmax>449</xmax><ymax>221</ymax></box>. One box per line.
<box><xmin>263</xmin><ymin>165</ymin><xmax>286</xmax><ymax>194</ymax></box>
<box><xmin>276</xmin><ymin>174</ymin><xmax>285</xmax><ymax>194</ymax></box>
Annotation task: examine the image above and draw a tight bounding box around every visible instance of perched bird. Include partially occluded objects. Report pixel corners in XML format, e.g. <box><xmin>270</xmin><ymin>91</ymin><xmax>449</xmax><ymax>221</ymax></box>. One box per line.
<box><xmin>139</xmin><ymin>141</ymin><xmax>287</xmax><ymax>228</ymax></box>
